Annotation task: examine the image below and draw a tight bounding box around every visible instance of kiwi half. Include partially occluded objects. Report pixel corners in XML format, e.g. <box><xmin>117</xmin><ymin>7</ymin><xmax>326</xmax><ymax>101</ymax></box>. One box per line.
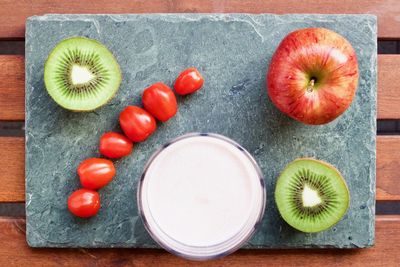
<box><xmin>275</xmin><ymin>158</ymin><xmax>350</xmax><ymax>233</ymax></box>
<box><xmin>44</xmin><ymin>37</ymin><xmax>122</xmax><ymax>111</ymax></box>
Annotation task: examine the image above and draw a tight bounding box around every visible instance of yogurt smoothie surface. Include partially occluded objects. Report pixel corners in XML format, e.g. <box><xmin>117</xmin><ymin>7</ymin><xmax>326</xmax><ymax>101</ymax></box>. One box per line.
<box><xmin>138</xmin><ymin>134</ymin><xmax>266</xmax><ymax>259</ymax></box>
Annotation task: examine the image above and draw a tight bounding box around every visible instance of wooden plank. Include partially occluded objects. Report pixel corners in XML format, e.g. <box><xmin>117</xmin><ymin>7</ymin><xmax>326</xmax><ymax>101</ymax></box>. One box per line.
<box><xmin>0</xmin><ymin>0</ymin><xmax>399</xmax><ymax>39</ymax></box>
<box><xmin>376</xmin><ymin>136</ymin><xmax>400</xmax><ymax>200</ymax></box>
<box><xmin>1</xmin><ymin>54</ymin><xmax>400</xmax><ymax>120</ymax></box>
<box><xmin>0</xmin><ymin>137</ymin><xmax>24</xmax><ymax>202</ymax></box>
<box><xmin>378</xmin><ymin>55</ymin><xmax>400</xmax><ymax>119</ymax></box>
<box><xmin>0</xmin><ymin>136</ymin><xmax>399</xmax><ymax>202</ymax></box>
<box><xmin>0</xmin><ymin>216</ymin><xmax>398</xmax><ymax>266</ymax></box>
<box><xmin>0</xmin><ymin>55</ymin><xmax>24</xmax><ymax>120</ymax></box>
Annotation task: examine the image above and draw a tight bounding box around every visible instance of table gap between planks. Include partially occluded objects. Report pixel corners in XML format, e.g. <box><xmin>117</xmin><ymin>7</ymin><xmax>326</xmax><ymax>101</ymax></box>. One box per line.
<box><xmin>0</xmin><ymin>1</ymin><xmax>399</xmax><ymax>266</ymax></box>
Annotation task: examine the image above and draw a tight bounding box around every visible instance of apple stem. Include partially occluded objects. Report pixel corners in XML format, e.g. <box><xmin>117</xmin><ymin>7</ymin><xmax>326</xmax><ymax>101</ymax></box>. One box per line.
<box><xmin>307</xmin><ymin>79</ymin><xmax>315</xmax><ymax>92</ymax></box>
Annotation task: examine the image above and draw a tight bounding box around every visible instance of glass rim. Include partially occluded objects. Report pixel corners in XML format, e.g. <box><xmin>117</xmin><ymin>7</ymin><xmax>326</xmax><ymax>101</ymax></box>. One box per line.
<box><xmin>137</xmin><ymin>132</ymin><xmax>266</xmax><ymax>261</ymax></box>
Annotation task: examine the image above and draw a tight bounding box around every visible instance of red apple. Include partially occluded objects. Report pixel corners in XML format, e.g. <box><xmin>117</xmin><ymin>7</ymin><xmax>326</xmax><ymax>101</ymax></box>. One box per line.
<box><xmin>267</xmin><ymin>28</ymin><xmax>359</xmax><ymax>125</ymax></box>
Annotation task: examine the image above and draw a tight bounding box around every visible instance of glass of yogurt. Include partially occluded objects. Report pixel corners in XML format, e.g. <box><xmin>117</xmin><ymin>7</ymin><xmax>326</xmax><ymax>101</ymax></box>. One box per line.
<box><xmin>137</xmin><ymin>133</ymin><xmax>266</xmax><ymax>260</ymax></box>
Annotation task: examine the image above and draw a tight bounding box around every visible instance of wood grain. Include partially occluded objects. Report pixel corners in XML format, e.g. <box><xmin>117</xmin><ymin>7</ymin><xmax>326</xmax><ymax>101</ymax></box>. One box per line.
<box><xmin>1</xmin><ymin>54</ymin><xmax>400</xmax><ymax>120</ymax></box>
<box><xmin>376</xmin><ymin>136</ymin><xmax>400</xmax><ymax>200</ymax></box>
<box><xmin>0</xmin><ymin>216</ymin><xmax>397</xmax><ymax>266</ymax></box>
<box><xmin>0</xmin><ymin>136</ymin><xmax>399</xmax><ymax>202</ymax></box>
<box><xmin>0</xmin><ymin>55</ymin><xmax>24</xmax><ymax>120</ymax></box>
<box><xmin>378</xmin><ymin>55</ymin><xmax>400</xmax><ymax>119</ymax></box>
<box><xmin>0</xmin><ymin>0</ymin><xmax>399</xmax><ymax>39</ymax></box>
<box><xmin>0</xmin><ymin>137</ymin><xmax>24</xmax><ymax>202</ymax></box>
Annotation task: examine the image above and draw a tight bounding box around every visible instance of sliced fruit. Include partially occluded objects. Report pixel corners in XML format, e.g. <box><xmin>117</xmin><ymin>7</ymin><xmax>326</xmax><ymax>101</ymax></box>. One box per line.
<box><xmin>44</xmin><ymin>37</ymin><xmax>122</xmax><ymax>111</ymax></box>
<box><xmin>275</xmin><ymin>158</ymin><xmax>350</xmax><ymax>233</ymax></box>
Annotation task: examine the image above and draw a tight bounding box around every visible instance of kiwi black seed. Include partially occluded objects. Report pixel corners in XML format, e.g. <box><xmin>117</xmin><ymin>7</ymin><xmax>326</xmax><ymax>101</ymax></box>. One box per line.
<box><xmin>275</xmin><ymin>158</ymin><xmax>350</xmax><ymax>233</ymax></box>
<box><xmin>44</xmin><ymin>37</ymin><xmax>122</xmax><ymax>111</ymax></box>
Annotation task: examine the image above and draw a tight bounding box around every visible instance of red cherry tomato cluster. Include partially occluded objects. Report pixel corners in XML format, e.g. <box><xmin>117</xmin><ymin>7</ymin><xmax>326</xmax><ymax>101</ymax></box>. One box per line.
<box><xmin>68</xmin><ymin>67</ymin><xmax>204</xmax><ymax>218</ymax></box>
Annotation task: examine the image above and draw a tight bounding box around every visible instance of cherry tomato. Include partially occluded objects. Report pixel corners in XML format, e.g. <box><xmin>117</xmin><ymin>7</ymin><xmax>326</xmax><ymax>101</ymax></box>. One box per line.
<box><xmin>142</xmin><ymin>82</ymin><xmax>178</xmax><ymax>122</ymax></box>
<box><xmin>174</xmin><ymin>67</ymin><xmax>204</xmax><ymax>95</ymax></box>
<box><xmin>100</xmin><ymin>132</ymin><xmax>133</xmax><ymax>159</ymax></box>
<box><xmin>78</xmin><ymin>158</ymin><xmax>116</xmax><ymax>190</ymax></box>
<box><xmin>119</xmin><ymin>106</ymin><xmax>157</xmax><ymax>142</ymax></box>
<box><xmin>67</xmin><ymin>189</ymin><xmax>100</xmax><ymax>218</ymax></box>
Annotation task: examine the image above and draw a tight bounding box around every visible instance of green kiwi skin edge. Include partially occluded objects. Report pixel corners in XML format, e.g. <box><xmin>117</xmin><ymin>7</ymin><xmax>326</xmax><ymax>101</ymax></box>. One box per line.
<box><xmin>275</xmin><ymin>158</ymin><xmax>350</xmax><ymax>233</ymax></box>
<box><xmin>44</xmin><ymin>37</ymin><xmax>122</xmax><ymax>112</ymax></box>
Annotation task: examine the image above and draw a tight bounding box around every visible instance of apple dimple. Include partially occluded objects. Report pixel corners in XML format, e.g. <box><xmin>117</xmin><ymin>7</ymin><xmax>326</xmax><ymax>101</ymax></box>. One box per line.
<box><xmin>267</xmin><ymin>28</ymin><xmax>359</xmax><ymax>125</ymax></box>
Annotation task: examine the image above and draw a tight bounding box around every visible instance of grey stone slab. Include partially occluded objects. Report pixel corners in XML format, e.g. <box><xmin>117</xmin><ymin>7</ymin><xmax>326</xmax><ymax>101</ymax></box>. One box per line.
<box><xmin>25</xmin><ymin>14</ymin><xmax>377</xmax><ymax>248</ymax></box>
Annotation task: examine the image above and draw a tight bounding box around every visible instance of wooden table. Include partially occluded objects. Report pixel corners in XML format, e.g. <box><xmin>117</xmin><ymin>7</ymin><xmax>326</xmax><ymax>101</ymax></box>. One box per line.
<box><xmin>0</xmin><ymin>1</ymin><xmax>399</xmax><ymax>266</ymax></box>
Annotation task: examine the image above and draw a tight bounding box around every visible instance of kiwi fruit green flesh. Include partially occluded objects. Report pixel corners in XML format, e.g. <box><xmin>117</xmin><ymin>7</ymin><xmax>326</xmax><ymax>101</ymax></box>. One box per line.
<box><xmin>275</xmin><ymin>158</ymin><xmax>350</xmax><ymax>233</ymax></box>
<box><xmin>44</xmin><ymin>37</ymin><xmax>122</xmax><ymax>111</ymax></box>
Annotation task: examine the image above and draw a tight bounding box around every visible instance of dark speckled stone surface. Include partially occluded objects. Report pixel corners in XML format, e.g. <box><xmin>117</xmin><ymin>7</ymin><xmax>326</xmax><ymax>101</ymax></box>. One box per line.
<box><xmin>25</xmin><ymin>14</ymin><xmax>376</xmax><ymax>248</ymax></box>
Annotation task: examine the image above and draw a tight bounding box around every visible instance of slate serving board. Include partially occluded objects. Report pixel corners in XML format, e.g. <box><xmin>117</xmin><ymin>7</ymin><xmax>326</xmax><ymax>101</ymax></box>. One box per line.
<box><xmin>25</xmin><ymin>14</ymin><xmax>377</xmax><ymax>248</ymax></box>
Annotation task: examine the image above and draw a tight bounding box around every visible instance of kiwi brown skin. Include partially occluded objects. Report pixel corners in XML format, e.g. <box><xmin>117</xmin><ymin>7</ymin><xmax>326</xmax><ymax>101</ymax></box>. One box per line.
<box><xmin>44</xmin><ymin>36</ymin><xmax>122</xmax><ymax>112</ymax></box>
<box><xmin>275</xmin><ymin>158</ymin><xmax>350</xmax><ymax>233</ymax></box>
